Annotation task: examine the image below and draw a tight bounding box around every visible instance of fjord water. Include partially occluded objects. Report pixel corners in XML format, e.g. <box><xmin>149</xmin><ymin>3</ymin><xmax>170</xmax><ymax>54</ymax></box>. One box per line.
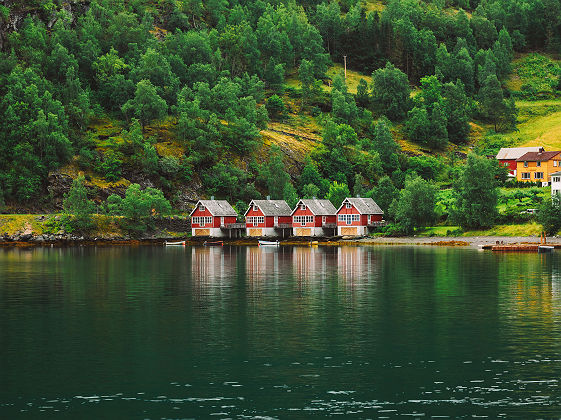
<box><xmin>1</xmin><ymin>246</ymin><xmax>561</xmax><ymax>418</ymax></box>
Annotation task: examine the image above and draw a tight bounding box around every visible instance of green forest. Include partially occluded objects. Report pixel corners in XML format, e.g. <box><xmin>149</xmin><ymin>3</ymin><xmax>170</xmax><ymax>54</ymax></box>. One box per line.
<box><xmin>1</xmin><ymin>0</ymin><xmax>561</xmax><ymax>234</ymax></box>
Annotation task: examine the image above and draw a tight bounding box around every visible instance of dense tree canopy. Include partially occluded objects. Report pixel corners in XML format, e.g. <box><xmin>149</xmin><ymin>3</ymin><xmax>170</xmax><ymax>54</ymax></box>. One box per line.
<box><xmin>0</xmin><ymin>0</ymin><xmax>554</xmax><ymax>228</ymax></box>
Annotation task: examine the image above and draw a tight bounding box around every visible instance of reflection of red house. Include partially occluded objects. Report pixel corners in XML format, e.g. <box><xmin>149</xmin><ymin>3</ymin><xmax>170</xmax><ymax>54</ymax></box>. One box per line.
<box><xmin>336</xmin><ymin>197</ymin><xmax>384</xmax><ymax>236</ymax></box>
<box><xmin>496</xmin><ymin>147</ymin><xmax>543</xmax><ymax>176</ymax></box>
<box><xmin>291</xmin><ymin>198</ymin><xmax>337</xmax><ymax>237</ymax></box>
<box><xmin>190</xmin><ymin>199</ymin><xmax>238</xmax><ymax>237</ymax></box>
<box><xmin>245</xmin><ymin>199</ymin><xmax>292</xmax><ymax>237</ymax></box>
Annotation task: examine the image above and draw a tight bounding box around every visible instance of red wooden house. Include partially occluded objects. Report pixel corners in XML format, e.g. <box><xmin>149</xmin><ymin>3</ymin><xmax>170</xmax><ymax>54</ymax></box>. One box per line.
<box><xmin>291</xmin><ymin>198</ymin><xmax>337</xmax><ymax>237</ymax></box>
<box><xmin>336</xmin><ymin>197</ymin><xmax>384</xmax><ymax>236</ymax></box>
<box><xmin>245</xmin><ymin>199</ymin><xmax>292</xmax><ymax>237</ymax></box>
<box><xmin>190</xmin><ymin>199</ymin><xmax>239</xmax><ymax>237</ymax></box>
<box><xmin>496</xmin><ymin>147</ymin><xmax>543</xmax><ymax>176</ymax></box>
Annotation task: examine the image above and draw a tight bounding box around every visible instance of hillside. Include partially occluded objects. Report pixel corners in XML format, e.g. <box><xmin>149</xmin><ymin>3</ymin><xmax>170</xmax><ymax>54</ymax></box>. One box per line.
<box><xmin>0</xmin><ymin>0</ymin><xmax>560</xmax><ymax>224</ymax></box>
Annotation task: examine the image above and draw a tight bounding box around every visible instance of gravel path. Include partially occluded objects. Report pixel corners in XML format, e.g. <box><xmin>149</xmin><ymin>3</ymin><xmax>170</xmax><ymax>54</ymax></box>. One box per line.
<box><xmin>358</xmin><ymin>236</ymin><xmax>561</xmax><ymax>248</ymax></box>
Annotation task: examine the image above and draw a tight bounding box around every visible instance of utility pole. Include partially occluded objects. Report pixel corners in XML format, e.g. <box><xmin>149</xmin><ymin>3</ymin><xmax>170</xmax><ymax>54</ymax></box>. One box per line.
<box><xmin>343</xmin><ymin>55</ymin><xmax>347</xmax><ymax>80</ymax></box>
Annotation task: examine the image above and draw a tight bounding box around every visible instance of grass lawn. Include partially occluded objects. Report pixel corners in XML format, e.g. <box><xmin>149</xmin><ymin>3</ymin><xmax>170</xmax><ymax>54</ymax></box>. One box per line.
<box><xmin>421</xmin><ymin>222</ymin><xmax>543</xmax><ymax>237</ymax></box>
<box><xmin>286</xmin><ymin>64</ymin><xmax>372</xmax><ymax>95</ymax></box>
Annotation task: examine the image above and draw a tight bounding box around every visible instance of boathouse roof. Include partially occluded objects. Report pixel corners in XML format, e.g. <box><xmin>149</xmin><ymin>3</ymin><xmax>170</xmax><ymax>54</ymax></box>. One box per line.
<box><xmin>338</xmin><ymin>197</ymin><xmax>383</xmax><ymax>215</ymax></box>
<box><xmin>245</xmin><ymin>199</ymin><xmax>292</xmax><ymax>216</ymax></box>
<box><xmin>189</xmin><ymin>200</ymin><xmax>238</xmax><ymax>217</ymax></box>
<box><xmin>292</xmin><ymin>198</ymin><xmax>337</xmax><ymax>216</ymax></box>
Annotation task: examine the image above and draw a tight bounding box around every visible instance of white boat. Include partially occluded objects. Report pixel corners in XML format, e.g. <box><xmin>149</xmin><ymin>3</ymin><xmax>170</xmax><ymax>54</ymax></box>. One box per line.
<box><xmin>258</xmin><ymin>240</ymin><xmax>280</xmax><ymax>246</ymax></box>
<box><xmin>538</xmin><ymin>245</ymin><xmax>554</xmax><ymax>253</ymax></box>
<box><xmin>165</xmin><ymin>240</ymin><xmax>186</xmax><ymax>246</ymax></box>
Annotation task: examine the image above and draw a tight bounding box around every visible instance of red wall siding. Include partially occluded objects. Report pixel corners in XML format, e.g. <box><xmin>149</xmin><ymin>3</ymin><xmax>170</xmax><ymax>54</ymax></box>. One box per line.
<box><xmin>499</xmin><ymin>159</ymin><xmax>516</xmax><ymax>174</ymax></box>
<box><xmin>191</xmin><ymin>206</ymin><xmax>215</xmax><ymax>228</ymax></box>
<box><xmin>326</xmin><ymin>215</ymin><xmax>336</xmax><ymax>224</ymax></box>
<box><xmin>215</xmin><ymin>216</ymin><xmax>237</xmax><ymax>228</ymax></box>
<box><xmin>337</xmin><ymin>204</ymin><xmax>362</xmax><ymax>226</ymax></box>
<box><xmin>278</xmin><ymin>215</ymin><xmax>292</xmax><ymax>225</ymax></box>
<box><xmin>246</xmin><ymin>207</ymin><xmax>265</xmax><ymax>227</ymax></box>
<box><xmin>292</xmin><ymin>207</ymin><xmax>315</xmax><ymax>227</ymax></box>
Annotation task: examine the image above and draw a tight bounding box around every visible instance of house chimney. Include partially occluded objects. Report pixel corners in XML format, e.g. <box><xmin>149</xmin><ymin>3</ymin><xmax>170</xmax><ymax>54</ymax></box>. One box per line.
<box><xmin>211</xmin><ymin>196</ymin><xmax>214</xmax><ymax>200</ymax></box>
<box><xmin>267</xmin><ymin>195</ymin><xmax>270</xmax><ymax>200</ymax></box>
<box><xmin>356</xmin><ymin>194</ymin><xmax>361</xmax><ymax>198</ymax></box>
<box><xmin>312</xmin><ymin>196</ymin><xmax>317</xmax><ymax>200</ymax></box>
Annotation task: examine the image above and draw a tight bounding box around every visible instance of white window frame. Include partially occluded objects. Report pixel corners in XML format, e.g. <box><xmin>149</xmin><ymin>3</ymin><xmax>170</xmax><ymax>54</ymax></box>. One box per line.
<box><xmin>345</xmin><ymin>202</ymin><xmax>352</xmax><ymax>209</ymax></box>
<box><xmin>537</xmin><ymin>161</ymin><xmax>541</xmax><ymax>167</ymax></box>
<box><xmin>338</xmin><ymin>214</ymin><xmax>359</xmax><ymax>225</ymax></box>
<box><xmin>521</xmin><ymin>172</ymin><xmax>531</xmax><ymax>179</ymax></box>
<box><xmin>199</xmin><ymin>204</ymin><xmax>205</xmax><ymax>211</ymax></box>
<box><xmin>535</xmin><ymin>172</ymin><xmax>544</xmax><ymax>179</ymax></box>
<box><xmin>524</xmin><ymin>161</ymin><xmax>529</xmax><ymax>167</ymax></box>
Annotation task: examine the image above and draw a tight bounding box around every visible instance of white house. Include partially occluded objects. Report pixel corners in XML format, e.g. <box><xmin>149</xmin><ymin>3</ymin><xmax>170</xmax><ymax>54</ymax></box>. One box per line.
<box><xmin>551</xmin><ymin>171</ymin><xmax>561</xmax><ymax>197</ymax></box>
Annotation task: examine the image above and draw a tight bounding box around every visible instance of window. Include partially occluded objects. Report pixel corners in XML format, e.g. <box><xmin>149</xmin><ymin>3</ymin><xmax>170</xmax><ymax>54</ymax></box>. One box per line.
<box><xmin>535</xmin><ymin>172</ymin><xmax>544</xmax><ymax>179</ymax></box>
<box><xmin>192</xmin><ymin>216</ymin><xmax>211</xmax><ymax>226</ymax></box>
<box><xmin>253</xmin><ymin>205</ymin><xmax>258</xmax><ymax>211</ymax></box>
<box><xmin>345</xmin><ymin>202</ymin><xmax>352</xmax><ymax>209</ymax></box>
<box><xmin>300</xmin><ymin>204</ymin><xmax>306</xmax><ymax>210</ymax></box>
<box><xmin>554</xmin><ymin>177</ymin><xmax>560</xmax><ymax>182</ymax></box>
<box><xmin>338</xmin><ymin>214</ymin><xmax>360</xmax><ymax>224</ymax></box>
<box><xmin>554</xmin><ymin>161</ymin><xmax>558</xmax><ymax>167</ymax></box>
<box><xmin>524</xmin><ymin>161</ymin><xmax>528</xmax><ymax>167</ymax></box>
<box><xmin>247</xmin><ymin>216</ymin><xmax>264</xmax><ymax>226</ymax></box>
<box><xmin>294</xmin><ymin>215</ymin><xmax>313</xmax><ymax>225</ymax></box>
<box><xmin>521</xmin><ymin>172</ymin><xmax>531</xmax><ymax>179</ymax></box>
<box><xmin>199</xmin><ymin>204</ymin><xmax>205</xmax><ymax>211</ymax></box>
<box><xmin>537</xmin><ymin>161</ymin><xmax>541</xmax><ymax>167</ymax></box>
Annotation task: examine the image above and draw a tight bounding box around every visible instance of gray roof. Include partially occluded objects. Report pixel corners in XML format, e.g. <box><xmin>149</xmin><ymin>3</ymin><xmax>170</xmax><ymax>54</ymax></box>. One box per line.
<box><xmin>292</xmin><ymin>199</ymin><xmax>337</xmax><ymax>215</ymax></box>
<box><xmin>189</xmin><ymin>200</ymin><xmax>237</xmax><ymax>217</ymax></box>
<box><xmin>339</xmin><ymin>197</ymin><xmax>383</xmax><ymax>215</ymax></box>
<box><xmin>246</xmin><ymin>199</ymin><xmax>292</xmax><ymax>216</ymax></box>
<box><xmin>496</xmin><ymin>147</ymin><xmax>543</xmax><ymax>160</ymax></box>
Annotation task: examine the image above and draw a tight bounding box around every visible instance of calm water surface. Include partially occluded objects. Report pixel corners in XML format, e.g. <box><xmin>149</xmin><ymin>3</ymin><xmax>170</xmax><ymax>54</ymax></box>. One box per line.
<box><xmin>1</xmin><ymin>245</ymin><xmax>561</xmax><ymax>419</ymax></box>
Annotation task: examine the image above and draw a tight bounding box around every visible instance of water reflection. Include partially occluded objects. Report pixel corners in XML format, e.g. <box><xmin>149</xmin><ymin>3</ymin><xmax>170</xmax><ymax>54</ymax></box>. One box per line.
<box><xmin>2</xmin><ymin>246</ymin><xmax>561</xmax><ymax>418</ymax></box>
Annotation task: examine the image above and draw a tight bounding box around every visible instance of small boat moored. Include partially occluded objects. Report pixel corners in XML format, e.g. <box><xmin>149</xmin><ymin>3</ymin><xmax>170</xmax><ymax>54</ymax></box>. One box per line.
<box><xmin>258</xmin><ymin>240</ymin><xmax>280</xmax><ymax>246</ymax></box>
<box><xmin>539</xmin><ymin>245</ymin><xmax>554</xmax><ymax>253</ymax></box>
<box><xmin>165</xmin><ymin>240</ymin><xmax>186</xmax><ymax>246</ymax></box>
<box><xmin>203</xmin><ymin>241</ymin><xmax>223</xmax><ymax>246</ymax></box>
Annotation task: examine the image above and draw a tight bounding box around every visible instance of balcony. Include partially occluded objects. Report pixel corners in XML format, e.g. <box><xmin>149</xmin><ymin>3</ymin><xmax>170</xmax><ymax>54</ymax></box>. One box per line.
<box><xmin>220</xmin><ymin>223</ymin><xmax>246</xmax><ymax>230</ymax></box>
<box><xmin>274</xmin><ymin>223</ymin><xmax>292</xmax><ymax>229</ymax></box>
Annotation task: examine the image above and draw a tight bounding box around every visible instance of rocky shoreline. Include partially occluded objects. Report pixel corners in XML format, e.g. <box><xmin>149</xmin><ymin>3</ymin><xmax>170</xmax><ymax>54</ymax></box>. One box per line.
<box><xmin>1</xmin><ymin>233</ymin><xmax>559</xmax><ymax>248</ymax></box>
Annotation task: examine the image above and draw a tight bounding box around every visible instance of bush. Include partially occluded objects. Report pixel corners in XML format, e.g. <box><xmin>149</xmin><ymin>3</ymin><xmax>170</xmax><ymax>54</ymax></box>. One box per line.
<box><xmin>266</xmin><ymin>95</ymin><xmax>285</xmax><ymax>120</ymax></box>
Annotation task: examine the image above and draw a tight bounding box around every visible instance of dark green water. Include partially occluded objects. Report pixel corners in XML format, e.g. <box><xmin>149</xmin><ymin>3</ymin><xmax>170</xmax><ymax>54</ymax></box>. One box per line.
<box><xmin>1</xmin><ymin>245</ymin><xmax>561</xmax><ymax>419</ymax></box>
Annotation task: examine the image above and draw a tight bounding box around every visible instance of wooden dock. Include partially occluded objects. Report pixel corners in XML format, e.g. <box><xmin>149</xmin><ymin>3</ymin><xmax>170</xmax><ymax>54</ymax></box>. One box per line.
<box><xmin>491</xmin><ymin>244</ymin><xmax>539</xmax><ymax>252</ymax></box>
<box><xmin>483</xmin><ymin>243</ymin><xmax>560</xmax><ymax>252</ymax></box>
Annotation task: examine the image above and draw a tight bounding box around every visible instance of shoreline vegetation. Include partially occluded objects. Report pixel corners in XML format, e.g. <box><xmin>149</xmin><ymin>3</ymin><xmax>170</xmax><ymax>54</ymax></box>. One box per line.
<box><xmin>0</xmin><ymin>214</ymin><xmax>556</xmax><ymax>248</ymax></box>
